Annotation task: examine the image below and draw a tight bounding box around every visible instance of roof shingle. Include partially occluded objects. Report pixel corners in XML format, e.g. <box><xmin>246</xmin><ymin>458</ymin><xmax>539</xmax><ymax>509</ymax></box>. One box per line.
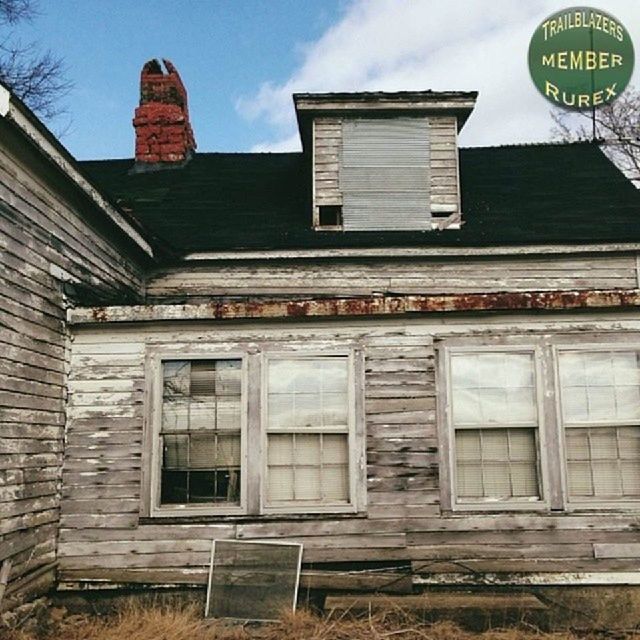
<box><xmin>80</xmin><ymin>142</ymin><xmax>640</xmax><ymax>257</ymax></box>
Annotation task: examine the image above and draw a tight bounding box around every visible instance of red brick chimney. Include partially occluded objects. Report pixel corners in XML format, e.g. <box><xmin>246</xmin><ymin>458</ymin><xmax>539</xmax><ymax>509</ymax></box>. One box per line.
<box><xmin>133</xmin><ymin>59</ymin><xmax>196</xmax><ymax>169</ymax></box>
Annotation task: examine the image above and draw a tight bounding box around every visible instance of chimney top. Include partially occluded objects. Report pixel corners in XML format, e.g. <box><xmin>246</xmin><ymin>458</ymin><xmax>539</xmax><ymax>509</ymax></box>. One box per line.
<box><xmin>132</xmin><ymin>58</ymin><xmax>196</xmax><ymax>171</ymax></box>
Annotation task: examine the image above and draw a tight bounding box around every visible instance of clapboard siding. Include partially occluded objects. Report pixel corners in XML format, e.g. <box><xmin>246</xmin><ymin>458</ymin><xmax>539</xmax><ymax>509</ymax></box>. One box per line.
<box><xmin>314</xmin><ymin>118</ymin><xmax>341</xmax><ymax>207</ymax></box>
<box><xmin>146</xmin><ymin>254</ymin><xmax>638</xmax><ymax>300</ymax></box>
<box><xmin>428</xmin><ymin>117</ymin><xmax>458</xmax><ymax>215</ymax></box>
<box><xmin>58</xmin><ymin>312</ymin><xmax>640</xmax><ymax>586</ymax></box>
<box><xmin>0</xmin><ymin>132</ymin><xmax>146</xmax><ymax>607</ymax></box>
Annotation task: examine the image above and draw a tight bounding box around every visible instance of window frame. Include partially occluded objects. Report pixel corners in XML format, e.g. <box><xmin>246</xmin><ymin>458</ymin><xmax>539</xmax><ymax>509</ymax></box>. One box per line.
<box><xmin>144</xmin><ymin>350</ymin><xmax>249</xmax><ymax>518</ymax></box>
<box><xmin>553</xmin><ymin>342</ymin><xmax>640</xmax><ymax>511</ymax></box>
<box><xmin>142</xmin><ymin>346</ymin><xmax>366</xmax><ymax>518</ymax></box>
<box><xmin>260</xmin><ymin>350</ymin><xmax>365</xmax><ymax>515</ymax></box>
<box><xmin>438</xmin><ymin>342</ymin><xmax>551</xmax><ymax>512</ymax></box>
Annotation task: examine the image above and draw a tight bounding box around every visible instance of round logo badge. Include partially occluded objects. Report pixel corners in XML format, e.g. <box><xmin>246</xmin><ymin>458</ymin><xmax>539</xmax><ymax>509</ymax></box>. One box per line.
<box><xmin>528</xmin><ymin>6</ymin><xmax>634</xmax><ymax>110</ymax></box>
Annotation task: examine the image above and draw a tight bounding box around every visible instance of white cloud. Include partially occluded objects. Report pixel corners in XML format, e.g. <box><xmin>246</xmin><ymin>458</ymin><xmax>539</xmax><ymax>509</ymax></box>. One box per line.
<box><xmin>238</xmin><ymin>0</ymin><xmax>640</xmax><ymax>151</ymax></box>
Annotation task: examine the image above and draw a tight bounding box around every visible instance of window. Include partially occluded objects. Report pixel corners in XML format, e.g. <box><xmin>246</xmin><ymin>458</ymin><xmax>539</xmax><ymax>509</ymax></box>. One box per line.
<box><xmin>265</xmin><ymin>357</ymin><xmax>351</xmax><ymax>507</ymax></box>
<box><xmin>448</xmin><ymin>350</ymin><xmax>543</xmax><ymax>507</ymax></box>
<box><xmin>317</xmin><ymin>205</ymin><xmax>342</xmax><ymax>229</ymax></box>
<box><xmin>158</xmin><ymin>358</ymin><xmax>244</xmax><ymax>513</ymax></box>
<box><xmin>441</xmin><ymin>339</ymin><xmax>640</xmax><ymax>512</ymax></box>
<box><xmin>146</xmin><ymin>349</ymin><xmax>363</xmax><ymax>517</ymax></box>
<box><xmin>558</xmin><ymin>349</ymin><xmax>640</xmax><ymax>502</ymax></box>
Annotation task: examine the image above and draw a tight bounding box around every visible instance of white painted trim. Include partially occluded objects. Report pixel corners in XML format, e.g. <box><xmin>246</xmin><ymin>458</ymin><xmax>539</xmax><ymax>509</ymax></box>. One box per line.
<box><xmin>413</xmin><ymin>572</ymin><xmax>640</xmax><ymax>586</ymax></box>
<box><xmin>0</xmin><ymin>84</ymin><xmax>10</xmax><ymax>117</ymax></box>
<box><xmin>183</xmin><ymin>243</ymin><xmax>640</xmax><ymax>261</ymax></box>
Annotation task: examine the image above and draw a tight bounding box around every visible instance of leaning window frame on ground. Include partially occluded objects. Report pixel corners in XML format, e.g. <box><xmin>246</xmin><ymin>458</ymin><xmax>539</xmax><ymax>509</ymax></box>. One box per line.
<box><xmin>205</xmin><ymin>539</ymin><xmax>304</xmax><ymax>622</ymax></box>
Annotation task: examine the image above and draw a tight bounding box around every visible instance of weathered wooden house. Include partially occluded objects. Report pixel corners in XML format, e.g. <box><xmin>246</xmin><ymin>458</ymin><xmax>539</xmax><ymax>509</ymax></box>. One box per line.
<box><xmin>4</xmin><ymin>58</ymin><xmax>640</xmax><ymax>609</ymax></box>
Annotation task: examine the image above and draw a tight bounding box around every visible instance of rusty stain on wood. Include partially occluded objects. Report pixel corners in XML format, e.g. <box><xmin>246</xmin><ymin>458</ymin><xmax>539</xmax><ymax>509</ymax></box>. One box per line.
<box><xmin>70</xmin><ymin>288</ymin><xmax>640</xmax><ymax>324</ymax></box>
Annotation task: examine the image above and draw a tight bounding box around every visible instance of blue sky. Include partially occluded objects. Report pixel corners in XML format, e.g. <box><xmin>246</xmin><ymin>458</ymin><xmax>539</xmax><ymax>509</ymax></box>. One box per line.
<box><xmin>10</xmin><ymin>0</ymin><xmax>344</xmax><ymax>158</ymax></box>
<box><xmin>7</xmin><ymin>1</ymin><xmax>640</xmax><ymax>159</ymax></box>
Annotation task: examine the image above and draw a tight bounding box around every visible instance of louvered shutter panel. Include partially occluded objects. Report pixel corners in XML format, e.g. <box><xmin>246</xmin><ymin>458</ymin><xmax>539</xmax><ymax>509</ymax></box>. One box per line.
<box><xmin>340</xmin><ymin>118</ymin><xmax>431</xmax><ymax>230</ymax></box>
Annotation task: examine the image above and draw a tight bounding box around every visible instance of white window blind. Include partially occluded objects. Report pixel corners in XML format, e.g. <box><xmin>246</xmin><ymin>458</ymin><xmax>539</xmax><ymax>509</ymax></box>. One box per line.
<box><xmin>559</xmin><ymin>350</ymin><xmax>640</xmax><ymax>500</ymax></box>
<box><xmin>450</xmin><ymin>352</ymin><xmax>541</xmax><ymax>502</ymax></box>
<box><xmin>160</xmin><ymin>359</ymin><xmax>242</xmax><ymax>505</ymax></box>
<box><xmin>266</xmin><ymin>357</ymin><xmax>350</xmax><ymax>506</ymax></box>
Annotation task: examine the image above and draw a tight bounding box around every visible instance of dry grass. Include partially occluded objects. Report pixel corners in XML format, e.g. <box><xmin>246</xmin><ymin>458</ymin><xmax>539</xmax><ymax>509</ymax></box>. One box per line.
<box><xmin>0</xmin><ymin>599</ymin><xmax>631</xmax><ymax>640</ymax></box>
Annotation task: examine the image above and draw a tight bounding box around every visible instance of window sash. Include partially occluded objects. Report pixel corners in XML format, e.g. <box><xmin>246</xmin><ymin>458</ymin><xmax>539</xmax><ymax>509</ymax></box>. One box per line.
<box><xmin>149</xmin><ymin>354</ymin><xmax>248</xmax><ymax>516</ymax></box>
<box><xmin>455</xmin><ymin>427</ymin><xmax>541</xmax><ymax>501</ymax></box>
<box><xmin>557</xmin><ymin>347</ymin><xmax>640</xmax><ymax>504</ymax></box>
<box><xmin>262</xmin><ymin>354</ymin><xmax>356</xmax><ymax>512</ymax></box>
<box><xmin>444</xmin><ymin>346</ymin><xmax>546</xmax><ymax>510</ymax></box>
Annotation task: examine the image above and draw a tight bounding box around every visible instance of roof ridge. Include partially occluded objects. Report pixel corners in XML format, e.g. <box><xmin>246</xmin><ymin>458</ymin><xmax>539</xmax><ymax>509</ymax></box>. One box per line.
<box><xmin>460</xmin><ymin>139</ymin><xmax>596</xmax><ymax>151</ymax></box>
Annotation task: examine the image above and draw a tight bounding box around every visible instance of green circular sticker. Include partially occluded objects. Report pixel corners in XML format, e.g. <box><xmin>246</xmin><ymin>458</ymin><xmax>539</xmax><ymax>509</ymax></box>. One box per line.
<box><xmin>528</xmin><ymin>6</ymin><xmax>634</xmax><ymax>110</ymax></box>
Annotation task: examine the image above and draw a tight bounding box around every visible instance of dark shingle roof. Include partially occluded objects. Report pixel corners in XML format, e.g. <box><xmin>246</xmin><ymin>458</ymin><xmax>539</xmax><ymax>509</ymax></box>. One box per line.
<box><xmin>79</xmin><ymin>142</ymin><xmax>640</xmax><ymax>257</ymax></box>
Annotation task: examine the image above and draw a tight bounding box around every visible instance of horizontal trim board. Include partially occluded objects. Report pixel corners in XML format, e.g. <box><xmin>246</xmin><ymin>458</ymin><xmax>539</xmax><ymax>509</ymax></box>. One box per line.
<box><xmin>69</xmin><ymin>288</ymin><xmax>640</xmax><ymax>325</ymax></box>
<box><xmin>414</xmin><ymin>572</ymin><xmax>640</xmax><ymax>586</ymax></box>
<box><xmin>183</xmin><ymin>244</ymin><xmax>640</xmax><ymax>261</ymax></box>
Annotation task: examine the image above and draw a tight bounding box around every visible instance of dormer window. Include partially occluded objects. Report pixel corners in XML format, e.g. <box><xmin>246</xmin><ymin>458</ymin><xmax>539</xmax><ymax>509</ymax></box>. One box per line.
<box><xmin>295</xmin><ymin>91</ymin><xmax>477</xmax><ymax>233</ymax></box>
<box><xmin>317</xmin><ymin>204</ymin><xmax>343</xmax><ymax>229</ymax></box>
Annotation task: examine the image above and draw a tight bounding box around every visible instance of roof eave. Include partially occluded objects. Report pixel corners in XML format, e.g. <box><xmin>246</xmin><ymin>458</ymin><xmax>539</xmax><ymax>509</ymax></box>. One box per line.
<box><xmin>293</xmin><ymin>90</ymin><xmax>478</xmax><ymax>151</ymax></box>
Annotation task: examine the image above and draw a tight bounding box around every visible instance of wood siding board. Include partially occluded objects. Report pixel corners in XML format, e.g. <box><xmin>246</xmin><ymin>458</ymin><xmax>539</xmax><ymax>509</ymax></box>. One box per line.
<box><xmin>58</xmin><ymin>307</ymin><xmax>640</xmax><ymax>587</ymax></box>
<box><xmin>0</xmin><ymin>130</ymin><xmax>145</xmax><ymax>604</ymax></box>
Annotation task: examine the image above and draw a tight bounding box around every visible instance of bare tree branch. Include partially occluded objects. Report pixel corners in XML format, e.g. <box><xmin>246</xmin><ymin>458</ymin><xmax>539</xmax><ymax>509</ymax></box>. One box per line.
<box><xmin>0</xmin><ymin>0</ymin><xmax>71</xmax><ymax>121</ymax></box>
<box><xmin>551</xmin><ymin>87</ymin><xmax>640</xmax><ymax>185</ymax></box>
<box><xmin>0</xmin><ymin>0</ymin><xmax>35</xmax><ymax>25</ymax></box>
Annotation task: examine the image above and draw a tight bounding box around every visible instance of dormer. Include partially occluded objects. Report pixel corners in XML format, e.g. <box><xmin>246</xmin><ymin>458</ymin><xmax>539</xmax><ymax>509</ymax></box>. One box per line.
<box><xmin>294</xmin><ymin>91</ymin><xmax>477</xmax><ymax>231</ymax></box>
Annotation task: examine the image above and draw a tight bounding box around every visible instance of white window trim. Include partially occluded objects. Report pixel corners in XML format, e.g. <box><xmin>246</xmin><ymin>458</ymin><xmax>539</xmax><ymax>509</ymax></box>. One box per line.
<box><xmin>553</xmin><ymin>343</ymin><xmax>640</xmax><ymax>512</ymax></box>
<box><xmin>439</xmin><ymin>343</ymin><xmax>551</xmax><ymax>512</ymax></box>
<box><xmin>145</xmin><ymin>350</ymin><xmax>249</xmax><ymax>518</ymax></box>
<box><xmin>260</xmin><ymin>349</ymin><xmax>365</xmax><ymax>515</ymax></box>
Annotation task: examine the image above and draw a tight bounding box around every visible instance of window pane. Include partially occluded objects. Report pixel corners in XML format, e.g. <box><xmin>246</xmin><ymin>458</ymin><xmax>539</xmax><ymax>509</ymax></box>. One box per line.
<box><xmin>163</xmin><ymin>434</ymin><xmax>189</xmax><ymax>468</ymax></box>
<box><xmin>268</xmin><ymin>434</ymin><xmax>294</xmax><ymax>465</ymax></box>
<box><xmin>455</xmin><ymin>428</ymin><xmax>539</xmax><ymax>500</ymax></box>
<box><xmin>190</xmin><ymin>361</ymin><xmax>217</xmax><ymax>396</ymax></box>
<box><xmin>295</xmin><ymin>467</ymin><xmax>322</xmax><ymax>501</ymax></box>
<box><xmin>216</xmin><ymin>360</ymin><xmax>242</xmax><ymax>396</ymax></box>
<box><xmin>559</xmin><ymin>351</ymin><xmax>640</xmax><ymax>424</ymax></box>
<box><xmin>217</xmin><ymin>399</ymin><xmax>241</xmax><ymax>431</ymax></box>
<box><xmin>160</xmin><ymin>359</ymin><xmax>242</xmax><ymax>507</ymax></box>
<box><xmin>189</xmin><ymin>400</ymin><xmax>216</xmax><ymax>430</ymax></box>
<box><xmin>162</xmin><ymin>400</ymin><xmax>190</xmax><ymax>431</ymax></box>
<box><xmin>566</xmin><ymin>426</ymin><xmax>640</xmax><ymax>499</ymax></box>
<box><xmin>323</xmin><ymin>434</ymin><xmax>349</xmax><ymax>465</ymax></box>
<box><xmin>323</xmin><ymin>465</ymin><xmax>349</xmax><ymax>501</ymax></box>
<box><xmin>163</xmin><ymin>361</ymin><xmax>190</xmax><ymax>397</ymax></box>
<box><xmin>161</xmin><ymin>470</ymin><xmax>188</xmax><ymax>504</ymax></box>
<box><xmin>268</xmin><ymin>466</ymin><xmax>294</xmax><ymax>502</ymax></box>
<box><xmin>451</xmin><ymin>353</ymin><xmax>536</xmax><ymax>426</ymax></box>
<box><xmin>295</xmin><ymin>434</ymin><xmax>321</xmax><ymax>465</ymax></box>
